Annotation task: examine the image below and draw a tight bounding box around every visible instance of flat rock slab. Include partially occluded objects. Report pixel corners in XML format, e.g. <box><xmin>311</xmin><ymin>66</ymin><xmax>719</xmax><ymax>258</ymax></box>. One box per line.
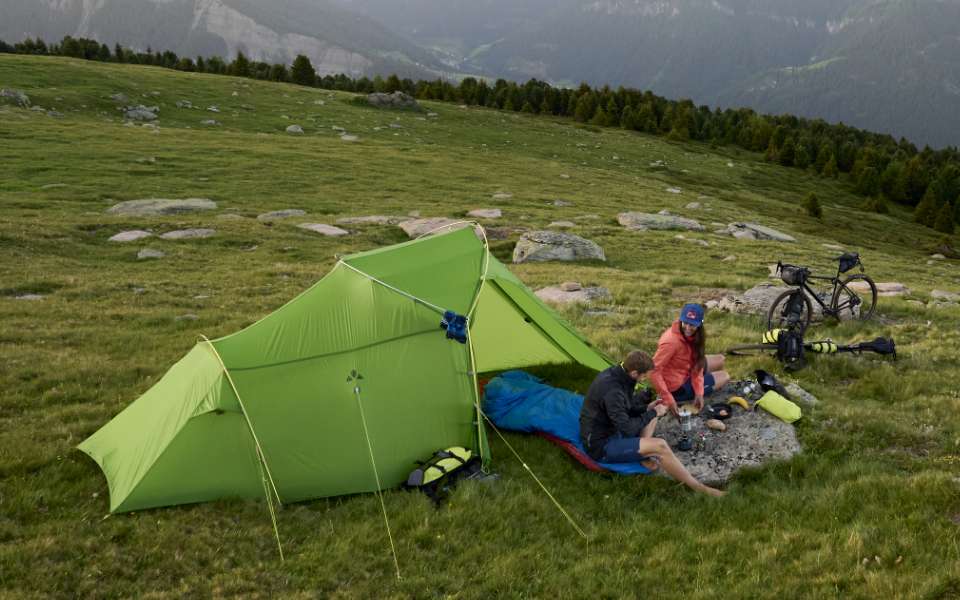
<box><xmin>298</xmin><ymin>223</ymin><xmax>349</xmax><ymax>236</ymax></box>
<box><xmin>655</xmin><ymin>407</ymin><xmax>801</xmax><ymax>485</ymax></box>
<box><xmin>109</xmin><ymin>230</ymin><xmax>153</xmax><ymax>242</ymax></box>
<box><xmin>548</xmin><ymin>221</ymin><xmax>575</xmax><ymax>228</ymax></box>
<box><xmin>717</xmin><ymin>222</ymin><xmax>796</xmax><ymax>242</ymax></box>
<box><xmin>848</xmin><ymin>281</ymin><xmax>908</xmax><ymax>296</ymax></box>
<box><xmin>337</xmin><ymin>215</ymin><xmax>409</xmax><ymax>226</ymax></box>
<box><xmin>258</xmin><ymin>209</ymin><xmax>306</xmax><ymax>221</ymax></box>
<box><xmin>161</xmin><ymin>229</ymin><xmax>216</xmax><ymax>240</ymax></box>
<box><xmin>137</xmin><ymin>248</ymin><xmax>165</xmax><ymax>259</ymax></box>
<box><xmin>513</xmin><ymin>230</ymin><xmax>605</xmax><ymax>263</ymax></box>
<box><xmin>932</xmin><ymin>289</ymin><xmax>960</xmax><ymax>302</ymax></box>
<box><xmin>107</xmin><ymin>198</ymin><xmax>217</xmax><ymax>216</ymax></box>
<box><xmin>535</xmin><ymin>286</ymin><xmax>611</xmax><ymax>304</ymax></box>
<box><xmin>399</xmin><ymin>218</ymin><xmax>469</xmax><ymax>238</ymax></box>
<box><xmin>711</xmin><ymin>283</ymin><xmax>824</xmax><ymax>319</ymax></box>
<box><xmin>14</xmin><ymin>294</ymin><xmax>44</xmax><ymax>301</ymax></box>
<box><xmin>618</xmin><ymin>212</ymin><xmax>704</xmax><ymax>232</ymax></box>
<box><xmin>468</xmin><ymin>209</ymin><xmax>502</xmax><ymax>219</ymax></box>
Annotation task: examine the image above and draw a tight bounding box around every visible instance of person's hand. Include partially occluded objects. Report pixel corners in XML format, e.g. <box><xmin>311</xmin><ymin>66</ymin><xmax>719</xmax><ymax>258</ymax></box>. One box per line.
<box><xmin>653</xmin><ymin>403</ymin><xmax>669</xmax><ymax>418</ymax></box>
<box><xmin>694</xmin><ymin>395</ymin><xmax>705</xmax><ymax>412</ymax></box>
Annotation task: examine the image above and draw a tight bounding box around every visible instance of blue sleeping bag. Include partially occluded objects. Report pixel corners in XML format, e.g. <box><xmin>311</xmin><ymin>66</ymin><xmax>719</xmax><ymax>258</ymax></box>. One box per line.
<box><xmin>482</xmin><ymin>370</ymin><xmax>651</xmax><ymax>475</ymax></box>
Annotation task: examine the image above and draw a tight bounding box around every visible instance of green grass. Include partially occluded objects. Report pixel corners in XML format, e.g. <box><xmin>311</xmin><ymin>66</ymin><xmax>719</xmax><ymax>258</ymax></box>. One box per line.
<box><xmin>2</xmin><ymin>55</ymin><xmax>960</xmax><ymax>598</ymax></box>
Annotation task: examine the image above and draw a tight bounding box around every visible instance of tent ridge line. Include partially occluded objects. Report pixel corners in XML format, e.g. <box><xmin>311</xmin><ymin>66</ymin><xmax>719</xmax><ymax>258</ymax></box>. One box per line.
<box><xmin>338</xmin><ymin>260</ymin><xmax>446</xmax><ymax>315</ymax></box>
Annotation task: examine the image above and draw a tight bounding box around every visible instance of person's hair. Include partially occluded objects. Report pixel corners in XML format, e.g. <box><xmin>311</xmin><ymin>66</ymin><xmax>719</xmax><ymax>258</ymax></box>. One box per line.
<box><xmin>623</xmin><ymin>350</ymin><xmax>654</xmax><ymax>374</ymax></box>
<box><xmin>688</xmin><ymin>323</ymin><xmax>707</xmax><ymax>372</ymax></box>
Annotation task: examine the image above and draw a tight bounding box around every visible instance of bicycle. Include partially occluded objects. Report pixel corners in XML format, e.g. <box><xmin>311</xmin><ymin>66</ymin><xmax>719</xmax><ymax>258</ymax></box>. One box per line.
<box><xmin>766</xmin><ymin>252</ymin><xmax>878</xmax><ymax>332</ymax></box>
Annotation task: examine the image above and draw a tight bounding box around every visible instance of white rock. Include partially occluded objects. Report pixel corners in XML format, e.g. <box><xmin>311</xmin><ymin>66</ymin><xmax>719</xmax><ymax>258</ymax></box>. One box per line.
<box><xmin>548</xmin><ymin>221</ymin><xmax>575</xmax><ymax>228</ymax></box>
<box><xmin>492</xmin><ymin>192</ymin><xmax>513</xmax><ymax>200</ymax></box>
<box><xmin>137</xmin><ymin>248</ymin><xmax>165</xmax><ymax>259</ymax></box>
<box><xmin>160</xmin><ymin>229</ymin><xmax>216</xmax><ymax>240</ymax></box>
<box><xmin>467</xmin><ymin>208</ymin><xmax>501</xmax><ymax>219</ymax></box>
<box><xmin>298</xmin><ymin>223</ymin><xmax>349</xmax><ymax>236</ymax></box>
<box><xmin>340</xmin><ymin>134</ymin><xmax>359</xmax><ymax>142</ymax></box>
<box><xmin>286</xmin><ymin>125</ymin><xmax>304</xmax><ymax>134</ymax></box>
<box><xmin>109</xmin><ymin>230</ymin><xmax>153</xmax><ymax>242</ymax></box>
<box><xmin>666</xmin><ymin>187</ymin><xmax>682</xmax><ymax>194</ymax></box>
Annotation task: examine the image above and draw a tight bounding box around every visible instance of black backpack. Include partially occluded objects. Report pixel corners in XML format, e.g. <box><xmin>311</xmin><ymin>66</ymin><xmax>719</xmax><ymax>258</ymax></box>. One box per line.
<box><xmin>776</xmin><ymin>328</ymin><xmax>806</xmax><ymax>371</ymax></box>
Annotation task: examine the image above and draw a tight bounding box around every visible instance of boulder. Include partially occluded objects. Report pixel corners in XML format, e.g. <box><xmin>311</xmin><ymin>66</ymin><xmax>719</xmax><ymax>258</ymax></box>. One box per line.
<box><xmin>160</xmin><ymin>229</ymin><xmax>216</xmax><ymax>240</ymax></box>
<box><xmin>298</xmin><ymin>223</ymin><xmax>350</xmax><ymax>236</ymax></box>
<box><xmin>107</xmin><ymin>198</ymin><xmax>217</xmax><ymax>216</ymax></box>
<box><xmin>535</xmin><ymin>285</ymin><xmax>611</xmax><ymax>304</ymax></box>
<box><xmin>717</xmin><ymin>222</ymin><xmax>796</xmax><ymax>242</ymax></box>
<box><xmin>366</xmin><ymin>92</ymin><xmax>420</xmax><ymax>110</ymax></box>
<box><xmin>1</xmin><ymin>88</ymin><xmax>31</xmax><ymax>107</ymax></box>
<box><xmin>848</xmin><ymin>281</ymin><xmax>908</xmax><ymax>296</ymax></box>
<box><xmin>336</xmin><ymin>215</ymin><xmax>409</xmax><ymax>226</ymax></box>
<box><xmin>109</xmin><ymin>230</ymin><xmax>153</xmax><ymax>242</ymax></box>
<box><xmin>931</xmin><ymin>289</ymin><xmax>960</xmax><ymax>302</ymax></box>
<box><xmin>286</xmin><ymin>124</ymin><xmax>304</xmax><ymax>134</ymax></box>
<box><xmin>710</xmin><ymin>283</ymin><xmax>823</xmax><ymax>318</ymax></box>
<box><xmin>124</xmin><ymin>105</ymin><xmax>158</xmax><ymax>121</ymax></box>
<box><xmin>398</xmin><ymin>218</ymin><xmax>469</xmax><ymax>238</ymax></box>
<box><xmin>655</xmin><ymin>406</ymin><xmax>802</xmax><ymax>485</ymax></box>
<box><xmin>617</xmin><ymin>212</ymin><xmax>704</xmax><ymax>232</ymax></box>
<box><xmin>258</xmin><ymin>209</ymin><xmax>306</xmax><ymax>222</ymax></box>
<box><xmin>513</xmin><ymin>230</ymin><xmax>605</xmax><ymax>263</ymax></box>
<box><xmin>467</xmin><ymin>208</ymin><xmax>501</xmax><ymax>219</ymax></box>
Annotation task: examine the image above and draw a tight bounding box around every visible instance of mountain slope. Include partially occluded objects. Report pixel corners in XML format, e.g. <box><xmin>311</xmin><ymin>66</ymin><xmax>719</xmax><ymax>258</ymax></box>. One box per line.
<box><xmin>0</xmin><ymin>0</ymin><xmax>446</xmax><ymax>78</ymax></box>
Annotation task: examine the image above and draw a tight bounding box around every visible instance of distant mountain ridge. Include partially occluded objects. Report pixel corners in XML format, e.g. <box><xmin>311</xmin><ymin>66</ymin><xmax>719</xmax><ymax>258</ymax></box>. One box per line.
<box><xmin>341</xmin><ymin>0</ymin><xmax>960</xmax><ymax>148</ymax></box>
<box><xmin>0</xmin><ymin>0</ymin><xmax>445</xmax><ymax>79</ymax></box>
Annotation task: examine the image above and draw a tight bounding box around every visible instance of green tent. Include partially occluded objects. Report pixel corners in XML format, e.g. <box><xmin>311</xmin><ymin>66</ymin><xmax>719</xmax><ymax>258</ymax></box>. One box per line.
<box><xmin>80</xmin><ymin>226</ymin><xmax>611</xmax><ymax>513</ymax></box>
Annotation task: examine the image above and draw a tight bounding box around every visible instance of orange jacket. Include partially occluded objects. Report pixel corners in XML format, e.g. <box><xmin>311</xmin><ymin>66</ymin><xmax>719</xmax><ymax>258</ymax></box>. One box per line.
<box><xmin>649</xmin><ymin>321</ymin><xmax>704</xmax><ymax>407</ymax></box>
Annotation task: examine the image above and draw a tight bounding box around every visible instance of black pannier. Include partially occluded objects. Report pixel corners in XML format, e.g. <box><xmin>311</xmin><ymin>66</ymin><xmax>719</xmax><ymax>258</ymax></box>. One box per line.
<box><xmin>838</xmin><ymin>252</ymin><xmax>860</xmax><ymax>273</ymax></box>
<box><xmin>778</xmin><ymin>263</ymin><xmax>808</xmax><ymax>286</ymax></box>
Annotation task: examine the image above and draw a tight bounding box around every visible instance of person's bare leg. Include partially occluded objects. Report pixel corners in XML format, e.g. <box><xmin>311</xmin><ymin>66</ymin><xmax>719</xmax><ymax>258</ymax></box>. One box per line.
<box><xmin>638</xmin><ymin>438</ymin><xmax>725</xmax><ymax>497</ymax></box>
<box><xmin>706</xmin><ymin>354</ymin><xmax>725</xmax><ymax>372</ymax></box>
<box><xmin>712</xmin><ymin>369</ymin><xmax>730</xmax><ymax>389</ymax></box>
<box><xmin>638</xmin><ymin>419</ymin><xmax>660</xmax><ymax>470</ymax></box>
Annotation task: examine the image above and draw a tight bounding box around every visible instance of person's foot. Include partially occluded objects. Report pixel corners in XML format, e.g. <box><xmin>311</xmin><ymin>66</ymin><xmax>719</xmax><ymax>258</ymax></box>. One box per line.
<box><xmin>703</xmin><ymin>486</ymin><xmax>726</xmax><ymax>497</ymax></box>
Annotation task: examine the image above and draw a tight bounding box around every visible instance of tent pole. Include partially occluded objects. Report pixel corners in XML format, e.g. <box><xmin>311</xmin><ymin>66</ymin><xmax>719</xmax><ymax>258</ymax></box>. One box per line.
<box><xmin>465</xmin><ymin>224</ymin><xmax>491</xmax><ymax>467</ymax></box>
<box><xmin>200</xmin><ymin>335</ymin><xmax>285</xmax><ymax>560</ymax></box>
<box><xmin>349</xmin><ymin>372</ymin><xmax>402</xmax><ymax>580</ymax></box>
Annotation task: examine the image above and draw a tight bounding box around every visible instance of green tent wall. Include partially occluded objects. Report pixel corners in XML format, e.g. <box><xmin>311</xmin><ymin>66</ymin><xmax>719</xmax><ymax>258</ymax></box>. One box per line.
<box><xmin>79</xmin><ymin>226</ymin><xmax>611</xmax><ymax>513</ymax></box>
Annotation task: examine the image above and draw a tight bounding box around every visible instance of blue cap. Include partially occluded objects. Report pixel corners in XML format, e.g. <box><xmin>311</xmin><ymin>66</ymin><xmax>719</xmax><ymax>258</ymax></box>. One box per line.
<box><xmin>679</xmin><ymin>303</ymin><xmax>704</xmax><ymax>327</ymax></box>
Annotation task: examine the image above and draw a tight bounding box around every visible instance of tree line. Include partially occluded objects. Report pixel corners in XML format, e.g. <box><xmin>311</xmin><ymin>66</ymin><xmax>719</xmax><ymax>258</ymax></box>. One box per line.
<box><xmin>2</xmin><ymin>35</ymin><xmax>959</xmax><ymax>235</ymax></box>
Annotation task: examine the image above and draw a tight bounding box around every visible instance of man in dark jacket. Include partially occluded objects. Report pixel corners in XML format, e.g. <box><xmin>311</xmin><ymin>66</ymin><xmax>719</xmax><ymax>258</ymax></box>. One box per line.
<box><xmin>579</xmin><ymin>350</ymin><xmax>724</xmax><ymax>497</ymax></box>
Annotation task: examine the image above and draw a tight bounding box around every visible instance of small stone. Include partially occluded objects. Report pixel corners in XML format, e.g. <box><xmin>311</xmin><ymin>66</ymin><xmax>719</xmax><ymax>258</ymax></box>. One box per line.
<box><xmin>552</xmin><ymin>199</ymin><xmax>572</xmax><ymax>207</ymax></box>
<box><xmin>15</xmin><ymin>294</ymin><xmax>44</xmax><ymax>301</ymax></box>
<box><xmin>467</xmin><ymin>208</ymin><xmax>501</xmax><ymax>219</ymax></box>
<box><xmin>706</xmin><ymin>419</ymin><xmax>726</xmax><ymax>432</ymax></box>
<box><xmin>931</xmin><ymin>254</ymin><xmax>946</xmax><ymax>260</ymax></box>
<box><xmin>785</xmin><ymin>383</ymin><xmax>818</xmax><ymax>406</ymax></box>
<box><xmin>492</xmin><ymin>192</ymin><xmax>513</xmax><ymax>200</ymax></box>
<box><xmin>665</xmin><ymin>187</ymin><xmax>682</xmax><ymax>194</ymax></box>
<box><xmin>722</xmin><ymin>255</ymin><xmax>736</xmax><ymax>262</ymax></box>
<box><xmin>137</xmin><ymin>248</ymin><xmax>165</xmax><ymax>260</ymax></box>
<box><xmin>231</xmin><ymin>91</ymin><xmax>239</xmax><ymax>97</ymax></box>
<box><xmin>685</xmin><ymin>202</ymin><xmax>701</xmax><ymax>210</ymax></box>
<box><xmin>258</xmin><ymin>209</ymin><xmax>306</xmax><ymax>221</ymax></box>
<box><xmin>559</xmin><ymin>174</ymin><xmax>570</xmax><ymax>179</ymax></box>
<box><xmin>207</xmin><ymin>106</ymin><xmax>220</xmax><ymax>113</ymax></box>
<box><xmin>201</xmin><ymin>119</ymin><xmax>220</xmax><ymax>126</ymax></box>
<box><xmin>286</xmin><ymin>125</ymin><xmax>304</xmax><ymax>134</ymax></box>
<box><xmin>298</xmin><ymin>223</ymin><xmax>350</xmax><ymax>236</ymax></box>
<box><xmin>332</xmin><ymin>125</ymin><xmax>346</xmax><ymax>132</ymax></box>
<box><xmin>160</xmin><ymin>229</ymin><xmax>216</xmax><ymax>240</ymax></box>
<box><xmin>175</xmin><ymin>314</ymin><xmax>199</xmax><ymax>322</ymax></box>
<box><xmin>340</xmin><ymin>134</ymin><xmax>359</xmax><ymax>142</ymax></box>
<box><xmin>548</xmin><ymin>221</ymin><xmax>575</xmax><ymax>228</ymax></box>
<box><xmin>176</xmin><ymin>100</ymin><xmax>193</xmax><ymax>109</ymax></box>
<box><xmin>109</xmin><ymin>230</ymin><xmax>153</xmax><ymax>242</ymax></box>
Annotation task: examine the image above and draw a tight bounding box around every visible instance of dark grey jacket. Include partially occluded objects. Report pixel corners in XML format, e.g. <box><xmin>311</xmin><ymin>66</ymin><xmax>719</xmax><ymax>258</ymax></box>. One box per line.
<box><xmin>579</xmin><ymin>365</ymin><xmax>657</xmax><ymax>460</ymax></box>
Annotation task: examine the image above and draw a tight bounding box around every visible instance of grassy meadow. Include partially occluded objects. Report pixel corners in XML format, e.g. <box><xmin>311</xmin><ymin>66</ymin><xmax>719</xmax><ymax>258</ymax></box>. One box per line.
<box><xmin>2</xmin><ymin>55</ymin><xmax>960</xmax><ymax>598</ymax></box>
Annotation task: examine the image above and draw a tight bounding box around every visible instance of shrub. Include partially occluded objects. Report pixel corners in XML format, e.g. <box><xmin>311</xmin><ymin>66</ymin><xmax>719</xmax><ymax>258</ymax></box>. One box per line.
<box><xmin>802</xmin><ymin>192</ymin><xmax>823</xmax><ymax>219</ymax></box>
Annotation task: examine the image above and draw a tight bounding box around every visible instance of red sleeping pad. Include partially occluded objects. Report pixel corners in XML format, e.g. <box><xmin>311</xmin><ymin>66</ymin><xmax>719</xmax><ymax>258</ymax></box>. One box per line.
<box><xmin>536</xmin><ymin>432</ymin><xmax>609</xmax><ymax>473</ymax></box>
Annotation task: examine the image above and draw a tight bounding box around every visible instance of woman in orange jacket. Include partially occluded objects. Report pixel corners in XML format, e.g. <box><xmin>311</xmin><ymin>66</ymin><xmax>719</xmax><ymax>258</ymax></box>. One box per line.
<box><xmin>649</xmin><ymin>303</ymin><xmax>730</xmax><ymax>415</ymax></box>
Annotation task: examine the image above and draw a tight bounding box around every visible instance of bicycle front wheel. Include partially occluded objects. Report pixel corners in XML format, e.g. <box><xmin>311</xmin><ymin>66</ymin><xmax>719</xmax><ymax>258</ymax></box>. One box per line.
<box><xmin>767</xmin><ymin>289</ymin><xmax>813</xmax><ymax>332</ymax></box>
<box><xmin>832</xmin><ymin>274</ymin><xmax>877</xmax><ymax>321</ymax></box>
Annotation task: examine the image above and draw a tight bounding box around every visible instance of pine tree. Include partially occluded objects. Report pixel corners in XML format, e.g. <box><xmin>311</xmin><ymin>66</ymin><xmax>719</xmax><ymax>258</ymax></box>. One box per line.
<box><xmin>856</xmin><ymin>167</ymin><xmax>880</xmax><ymax>197</ymax></box>
<box><xmin>802</xmin><ymin>192</ymin><xmax>823</xmax><ymax>219</ymax></box>
<box><xmin>823</xmin><ymin>155</ymin><xmax>839</xmax><ymax>178</ymax></box>
<box><xmin>914</xmin><ymin>187</ymin><xmax>938</xmax><ymax>225</ymax></box>
<box><xmin>794</xmin><ymin>144</ymin><xmax>811</xmax><ymax>169</ymax></box>
<box><xmin>573</xmin><ymin>92</ymin><xmax>597</xmax><ymax>122</ymax></box>
<box><xmin>934</xmin><ymin>202</ymin><xmax>955</xmax><ymax>234</ymax></box>
<box><xmin>521</xmin><ymin>100</ymin><xmax>535</xmax><ymax>114</ymax></box>
<box><xmin>290</xmin><ymin>55</ymin><xmax>316</xmax><ymax>86</ymax></box>
<box><xmin>384</xmin><ymin>74</ymin><xmax>402</xmax><ymax>93</ymax></box>
<box><xmin>590</xmin><ymin>106</ymin><xmax>610</xmax><ymax>127</ymax></box>
<box><xmin>778</xmin><ymin>137</ymin><xmax>795</xmax><ymax>166</ymax></box>
<box><xmin>861</xmin><ymin>195</ymin><xmax>889</xmax><ymax>214</ymax></box>
<box><xmin>229</xmin><ymin>51</ymin><xmax>251</xmax><ymax>77</ymax></box>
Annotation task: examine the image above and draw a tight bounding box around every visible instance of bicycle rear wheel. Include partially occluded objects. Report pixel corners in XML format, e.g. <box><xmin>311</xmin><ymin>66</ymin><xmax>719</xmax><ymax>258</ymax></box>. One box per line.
<box><xmin>831</xmin><ymin>274</ymin><xmax>878</xmax><ymax>321</ymax></box>
<box><xmin>767</xmin><ymin>289</ymin><xmax>813</xmax><ymax>332</ymax></box>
